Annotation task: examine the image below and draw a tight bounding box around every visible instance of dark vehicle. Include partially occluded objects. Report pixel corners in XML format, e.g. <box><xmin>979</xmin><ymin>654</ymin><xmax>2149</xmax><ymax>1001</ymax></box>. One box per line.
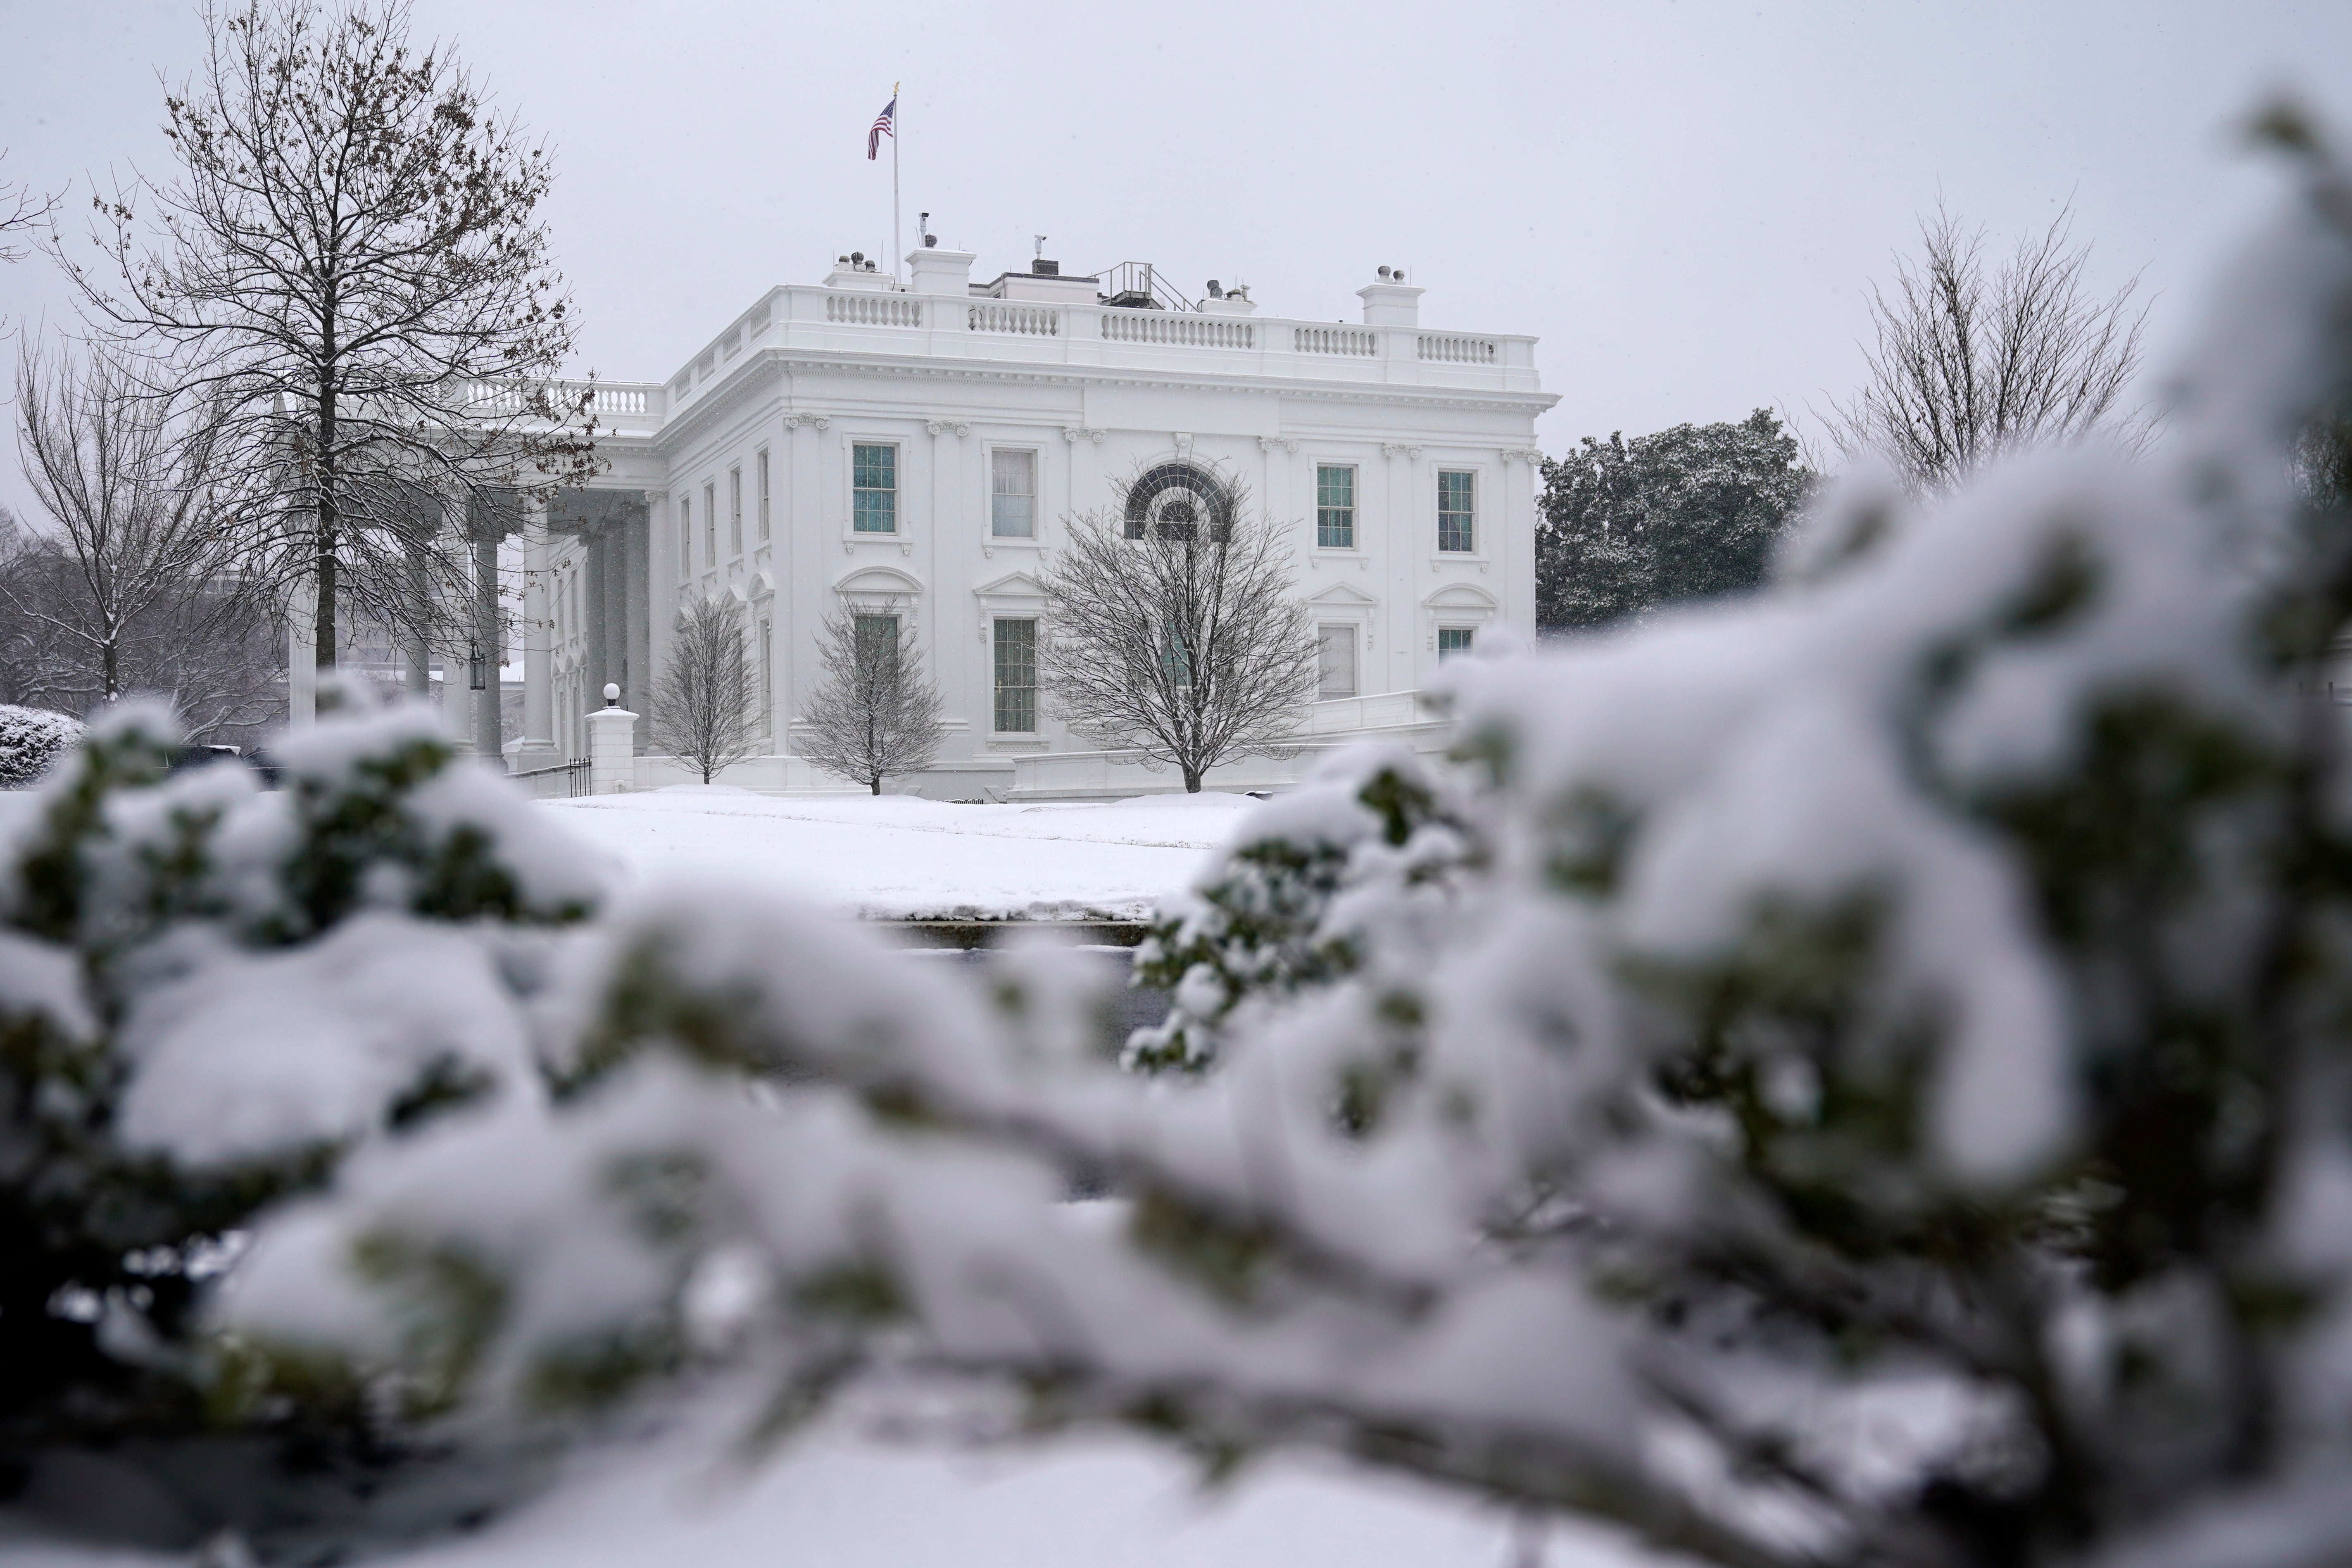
<box><xmin>163</xmin><ymin>744</ymin><xmax>243</xmax><ymax>774</ymax></box>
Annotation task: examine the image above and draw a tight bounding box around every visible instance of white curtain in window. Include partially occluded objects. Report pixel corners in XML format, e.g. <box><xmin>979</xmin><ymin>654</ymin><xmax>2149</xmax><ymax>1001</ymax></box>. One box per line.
<box><xmin>1317</xmin><ymin>624</ymin><xmax>1357</xmax><ymax>699</ymax></box>
<box><xmin>992</xmin><ymin>449</ymin><xmax>1037</xmax><ymax>538</ymax></box>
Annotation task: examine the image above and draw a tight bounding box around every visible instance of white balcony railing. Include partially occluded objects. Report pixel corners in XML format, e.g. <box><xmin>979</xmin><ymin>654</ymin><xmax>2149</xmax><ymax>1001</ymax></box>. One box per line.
<box><xmin>465</xmin><ymin>379</ymin><xmax>662</xmax><ymax>420</ymax></box>
<box><xmin>827</xmin><ymin>294</ymin><xmax>924</xmax><ymax>327</ymax></box>
<box><xmin>1417</xmin><ymin>333</ymin><xmax>1498</xmax><ymax>365</ymax></box>
<box><xmin>1293</xmin><ymin>325</ymin><xmax>1379</xmax><ymax>356</ymax></box>
<box><xmin>651</xmin><ymin>280</ymin><xmax>1540</xmax><ymax>420</ymax></box>
<box><xmin>1101</xmin><ymin>312</ymin><xmax>1255</xmax><ymax>349</ymax></box>
<box><xmin>968</xmin><ymin>303</ymin><xmax>1059</xmax><ymax>337</ymax></box>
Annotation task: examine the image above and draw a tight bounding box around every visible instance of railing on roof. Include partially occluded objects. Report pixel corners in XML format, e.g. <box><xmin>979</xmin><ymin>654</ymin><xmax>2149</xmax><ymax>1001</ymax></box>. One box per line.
<box><xmin>464</xmin><ymin>380</ymin><xmax>660</xmax><ymax>419</ymax></box>
<box><xmin>1102</xmin><ymin>313</ymin><xmax>1254</xmax><ymax>349</ymax></box>
<box><xmin>1089</xmin><ymin>261</ymin><xmax>1196</xmax><ymax>313</ymax></box>
<box><xmin>968</xmin><ymin>303</ymin><xmax>1060</xmax><ymax>337</ymax></box>
<box><xmin>1293</xmin><ymin>325</ymin><xmax>1379</xmax><ymax>357</ymax></box>
<box><xmin>1416</xmin><ymin>333</ymin><xmax>1499</xmax><ymax>365</ymax></box>
<box><xmin>827</xmin><ymin>294</ymin><xmax>923</xmax><ymax>327</ymax></box>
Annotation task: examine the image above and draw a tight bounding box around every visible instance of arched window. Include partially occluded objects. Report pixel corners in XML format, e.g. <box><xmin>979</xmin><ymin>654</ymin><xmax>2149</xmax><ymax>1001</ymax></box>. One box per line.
<box><xmin>1122</xmin><ymin>462</ymin><xmax>1235</xmax><ymax>542</ymax></box>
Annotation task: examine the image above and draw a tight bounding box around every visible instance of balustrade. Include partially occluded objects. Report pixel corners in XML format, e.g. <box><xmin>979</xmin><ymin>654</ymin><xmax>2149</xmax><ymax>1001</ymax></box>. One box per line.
<box><xmin>467</xmin><ymin>380</ymin><xmax>656</xmax><ymax>418</ymax></box>
<box><xmin>1293</xmin><ymin>325</ymin><xmax>1379</xmax><ymax>356</ymax></box>
<box><xmin>1416</xmin><ymin>333</ymin><xmax>1499</xmax><ymax>364</ymax></box>
<box><xmin>826</xmin><ymin>294</ymin><xmax>925</xmax><ymax>327</ymax></box>
<box><xmin>1101</xmin><ymin>313</ymin><xmax>1255</xmax><ymax>349</ymax></box>
<box><xmin>968</xmin><ymin>303</ymin><xmax>1060</xmax><ymax>336</ymax></box>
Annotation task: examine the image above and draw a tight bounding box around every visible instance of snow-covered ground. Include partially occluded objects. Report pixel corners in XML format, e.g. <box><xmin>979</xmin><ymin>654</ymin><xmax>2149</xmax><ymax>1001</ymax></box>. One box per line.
<box><xmin>542</xmin><ymin>787</ymin><xmax>1255</xmax><ymax>921</ymax></box>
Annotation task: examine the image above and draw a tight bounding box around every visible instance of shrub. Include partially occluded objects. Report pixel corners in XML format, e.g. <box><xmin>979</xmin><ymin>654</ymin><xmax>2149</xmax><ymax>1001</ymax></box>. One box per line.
<box><xmin>0</xmin><ymin>704</ymin><xmax>83</xmax><ymax>788</ymax></box>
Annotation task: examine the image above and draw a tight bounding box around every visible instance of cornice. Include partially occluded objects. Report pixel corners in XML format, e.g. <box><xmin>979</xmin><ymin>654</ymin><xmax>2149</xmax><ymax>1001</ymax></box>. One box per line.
<box><xmin>649</xmin><ymin>345</ymin><xmax>1557</xmax><ymax>454</ymax></box>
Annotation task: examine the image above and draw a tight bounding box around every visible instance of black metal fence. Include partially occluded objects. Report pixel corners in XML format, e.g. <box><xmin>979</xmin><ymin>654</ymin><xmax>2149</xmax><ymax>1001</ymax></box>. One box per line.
<box><xmin>508</xmin><ymin>757</ymin><xmax>591</xmax><ymax>800</ymax></box>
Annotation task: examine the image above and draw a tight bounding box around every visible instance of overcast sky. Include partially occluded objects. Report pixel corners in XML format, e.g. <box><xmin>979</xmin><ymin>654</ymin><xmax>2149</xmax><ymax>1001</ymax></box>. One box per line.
<box><xmin>5</xmin><ymin>0</ymin><xmax>2350</xmax><ymax>526</ymax></box>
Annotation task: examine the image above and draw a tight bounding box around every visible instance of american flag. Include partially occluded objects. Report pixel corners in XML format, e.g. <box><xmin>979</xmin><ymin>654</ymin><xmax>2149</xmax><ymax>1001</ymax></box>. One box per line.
<box><xmin>866</xmin><ymin>96</ymin><xmax>896</xmax><ymax>160</ymax></box>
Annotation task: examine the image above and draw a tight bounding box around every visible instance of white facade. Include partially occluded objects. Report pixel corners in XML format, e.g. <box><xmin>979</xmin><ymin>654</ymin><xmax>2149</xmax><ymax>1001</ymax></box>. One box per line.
<box><xmin>516</xmin><ymin>248</ymin><xmax>1555</xmax><ymax>795</ymax></box>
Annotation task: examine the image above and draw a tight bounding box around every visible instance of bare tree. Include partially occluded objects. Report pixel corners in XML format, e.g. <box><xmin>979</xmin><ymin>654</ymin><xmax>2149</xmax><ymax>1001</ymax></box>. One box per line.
<box><xmin>0</xmin><ymin>148</ymin><xmax>57</xmax><ymax>334</ymax></box>
<box><xmin>1040</xmin><ymin>469</ymin><xmax>1316</xmax><ymax>792</ymax></box>
<box><xmin>797</xmin><ymin>601</ymin><xmax>945</xmax><ymax>794</ymax></box>
<box><xmin>57</xmin><ymin>0</ymin><xmax>599</xmax><ymax>672</ymax></box>
<box><xmin>1829</xmin><ymin>203</ymin><xmax>2150</xmax><ymax>494</ymax></box>
<box><xmin>649</xmin><ymin>595</ymin><xmax>759</xmax><ymax>785</ymax></box>
<box><xmin>10</xmin><ymin>339</ymin><xmax>248</xmax><ymax>703</ymax></box>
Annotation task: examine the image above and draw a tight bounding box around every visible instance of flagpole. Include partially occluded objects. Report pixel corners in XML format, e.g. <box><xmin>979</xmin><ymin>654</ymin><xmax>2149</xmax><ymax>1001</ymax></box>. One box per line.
<box><xmin>892</xmin><ymin>81</ymin><xmax>903</xmax><ymax>286</ymax></box>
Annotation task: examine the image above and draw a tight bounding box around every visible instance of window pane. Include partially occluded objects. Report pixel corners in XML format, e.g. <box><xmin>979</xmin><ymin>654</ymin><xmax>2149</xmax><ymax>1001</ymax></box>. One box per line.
<box><xmin>991</xmin><ymin>449</ymin><xmax>1037</xmax><ymax>538</ymax></box>
<box><xmin>757</xmin><ymin>450</ymin><xmax>771</xmax><ymax>540</ymax></box>
<box><xmin>1317</xmin><ymin>623</ymin><xmax>1357</xmax><ymax>699</ymax></box>
<box><xmin>704</xmin><ymin>482</ymin><xmax>717</xmax><ymax>560</ymax></box>
<box><xmin>1438</xmin><ymin>470</ymin><xmax>1475</xmax><ymax>553</ymax></box>
<box><xmin>854</xmin><ymin>615</ymin><xmax>901</xmax><ymax>678</ymax></box>
<box><xmin>993</xmin><ymin>618</ymin><xmax>1037</xmax><ymax>732</ymax></box>
<box><xmin>853</xmin><ymin>443</ymin><xmax>897</xmax><ymax>533</ymax></box>
<box><xmin>729</xmin><ymin>468</ymin><xmax>743</xmax><ymax>556</ymax></box>
<box><xmin>679</xmin><ymin>498</ymin><xmax>692</xmax><ymax>575</ymax></box>
<box><xmin>1438</xmin><ymin>627</ymin><xmax>1474</xmax><ymax>660</ymax></box>
<box><xmin>1316</xmin><ymin>464</ymin><xmax>1355</xmax><ymax>549</ymax></box>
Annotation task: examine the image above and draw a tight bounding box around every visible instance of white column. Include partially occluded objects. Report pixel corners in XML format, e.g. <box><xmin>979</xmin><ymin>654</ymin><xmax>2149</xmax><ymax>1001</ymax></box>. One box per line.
<box><xmin>286</xmin><ymin>577</ymin><xmax>317</xmax><ymax>729</ymax></box>
<box><xmin>518</xmin><ymin>497</ymin><xmax>555</xmax><ymax>757</ymax></box>
<box><xmin>586</xmin><ymin>691</ymin><xmax>637</xmax><ymax>794</ymax></box>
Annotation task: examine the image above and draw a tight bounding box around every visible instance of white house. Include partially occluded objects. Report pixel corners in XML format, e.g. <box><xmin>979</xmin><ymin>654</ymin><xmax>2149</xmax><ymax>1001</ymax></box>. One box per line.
<box><xmin>509</xmin><ymin>246</ymin><xmax>1555</xmax><ymax>796</ymax></box>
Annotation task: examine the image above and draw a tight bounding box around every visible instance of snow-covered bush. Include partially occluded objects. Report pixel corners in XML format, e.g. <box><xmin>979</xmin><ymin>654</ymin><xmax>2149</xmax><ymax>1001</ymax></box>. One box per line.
<box><xmin>0</xmin><ymin>703</ymin><xmax>83</xmax><ymax>787</ymax></box>
<box><xmin>0</xmin><ymin>699</ymin><xmax>601</xmax><ymax>1548</ymax></box>
<box><xmin>12</xmin><ymin>126</ymin><xmax>2352</xmax><ymax>1568</ymax></box>
<box><xmin>1123</xmin><ymin>746</ymin><xmax>1480</xmax><ymax>1072</ymax></box>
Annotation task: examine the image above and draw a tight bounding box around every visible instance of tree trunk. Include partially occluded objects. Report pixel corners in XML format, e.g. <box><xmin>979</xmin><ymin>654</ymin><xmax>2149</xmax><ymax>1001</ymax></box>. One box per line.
<box><xmin>314</xmin><ymin>382</ymin><xmax>340</xmax><ymax>669</ymax></box>
<box><xmin>870</xmin><ymin>778</ymin><xmax>882</xmax><ymax>796</ymax></box>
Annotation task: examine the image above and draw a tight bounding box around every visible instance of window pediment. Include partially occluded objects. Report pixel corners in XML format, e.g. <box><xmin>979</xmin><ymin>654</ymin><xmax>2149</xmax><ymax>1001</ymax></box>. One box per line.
<box><xmin>1307</xmin><ymin>580</ymin><xmax>1380</xmax><ymax>608</ymax></box>
<box><xmin>833</xmin><ymin>564</ymin><xmax>925</xmax><ymax>597</ymax></box>
<box><xmin>1422</xmin><ymin>581</ymin><xmax>1499</xmax><ymax>612</ymax></box>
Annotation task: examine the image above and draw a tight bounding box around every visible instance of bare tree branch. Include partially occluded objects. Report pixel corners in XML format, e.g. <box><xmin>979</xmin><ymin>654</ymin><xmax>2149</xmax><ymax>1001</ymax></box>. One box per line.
<box><xmin>1039</xmin><ymin>469</ymin><xmax>1317</xmax><ymax>793</ymax></box>
<box><xmin>1828</xmin><ymin>203</ymin><xmax>2151</xmax><ymax>494</ymax></box>
<box><xmin>49</xmin><ymin>0</ymin><xmax>600</xmax><ymax>670</ymax></box>
<box><xmin>648</xmin><ymin>594</ymin><xmax>758</xmax><ymax>785</ymax></box>
<box><xmin>797</xmin><ymin>600</ymin><xmax>945</xmax><ymax>794</ymax></box>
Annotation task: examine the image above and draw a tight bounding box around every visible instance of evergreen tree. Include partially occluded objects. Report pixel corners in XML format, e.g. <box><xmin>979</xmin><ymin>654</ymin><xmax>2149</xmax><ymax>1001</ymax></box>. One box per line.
<box><xmin>1538</xmin><ymin>408</ymin><xmax>1811</xmax><ymax>631</ymax></box>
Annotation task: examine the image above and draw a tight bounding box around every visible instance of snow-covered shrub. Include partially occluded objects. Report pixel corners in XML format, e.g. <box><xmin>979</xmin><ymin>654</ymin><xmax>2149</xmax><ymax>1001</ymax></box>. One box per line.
<box><xmin>15</xmin><ymin>125</ymin><xmax>2352</xmax><ymax>1568</ymax></box>
<box><xmin>0</xmin><ymin>703</ymin><xmax>83</xmax><ymax>787</ymax></box>
<box><xmin>0</xmin><ymin>700</ymin><xmax>602</xmax><ymax>1549</ymax></box>
<box><xmin>1124</xmin><ymin>744</ymin><xmax>1481</xmax><ymax>1071</ymax></box>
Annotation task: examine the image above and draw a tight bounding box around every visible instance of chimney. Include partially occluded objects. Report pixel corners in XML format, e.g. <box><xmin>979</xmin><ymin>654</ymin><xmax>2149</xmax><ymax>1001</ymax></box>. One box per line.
<box><xmin>1357</xmin><ymin>267</ymin><xmax>1422</xmax><ymax>327</ymax></box>
<box><xmin>907</xmin><ymin>245</ymin><xmax>975</xmax><ymax>295</ymax></box>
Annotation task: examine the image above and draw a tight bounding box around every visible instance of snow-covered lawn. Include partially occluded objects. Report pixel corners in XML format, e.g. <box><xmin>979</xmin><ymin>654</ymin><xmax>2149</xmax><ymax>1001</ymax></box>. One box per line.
<box><xmin>542</xmin><ymin>787</ymin><xmax>1255</xmax><ymax>921</ymax></box>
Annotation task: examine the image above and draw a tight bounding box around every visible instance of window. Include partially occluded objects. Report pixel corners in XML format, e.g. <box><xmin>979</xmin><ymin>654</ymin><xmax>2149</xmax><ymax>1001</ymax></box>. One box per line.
<box><xmin>1438</xmin><ymin>470</ymin><xmax>1476</xmax><ymax>552</ymax></box>
<box><xmin>756</xmin><ymin>449</ymin><xmax>771</xmax><ymax>541</ymax></box>
<box><xmin>993</xmin><ymin>618</ymin><xmax>1037</xmax><ymax>732</ymax></box>
<box><xmin>1159</xmin><ymin>625</ymin><xmax>1193</xmax><ymax>688</ymax></box>
<box><xmin>1438</xmin><ymin>627</ymin><xmax>1474</xmax><ymax>660</ymax></box>
<box><xmin>1316</xmin><ymin>465</ymin><xmax>1356</xmax><ymax>549</ymax></box>
<box><xmin>703</xmin><ymin>481</ymin><xmax>717</xmax><ymax>564</ymax></box>
<box><xmin>1317</xmin><ymin>624</ymin><xmax>1358</xmax><ymax>699</ymax></box>
<box><xmin>728</xmin><ymin>466</ymin><xmax>743</xmax><ymax>556</ymax></box>
<box><xmin>679</xmin><ymin>496</ymin><xmax>692</xmax><ymax>575</ymax></box>
<box><xmin>992</xmin><ymin>449</ymin><xmax>1037</xmax><ymax>538</ymax></box>
<box><xmin>853</xmin><ymin>443</ymin><xmax>897</xmax><ymax>533</ymax></box>
<box><xmin>854</xmin><ymin>614</ymin><xmax>901</xmax><ymax>678</ymax></box>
